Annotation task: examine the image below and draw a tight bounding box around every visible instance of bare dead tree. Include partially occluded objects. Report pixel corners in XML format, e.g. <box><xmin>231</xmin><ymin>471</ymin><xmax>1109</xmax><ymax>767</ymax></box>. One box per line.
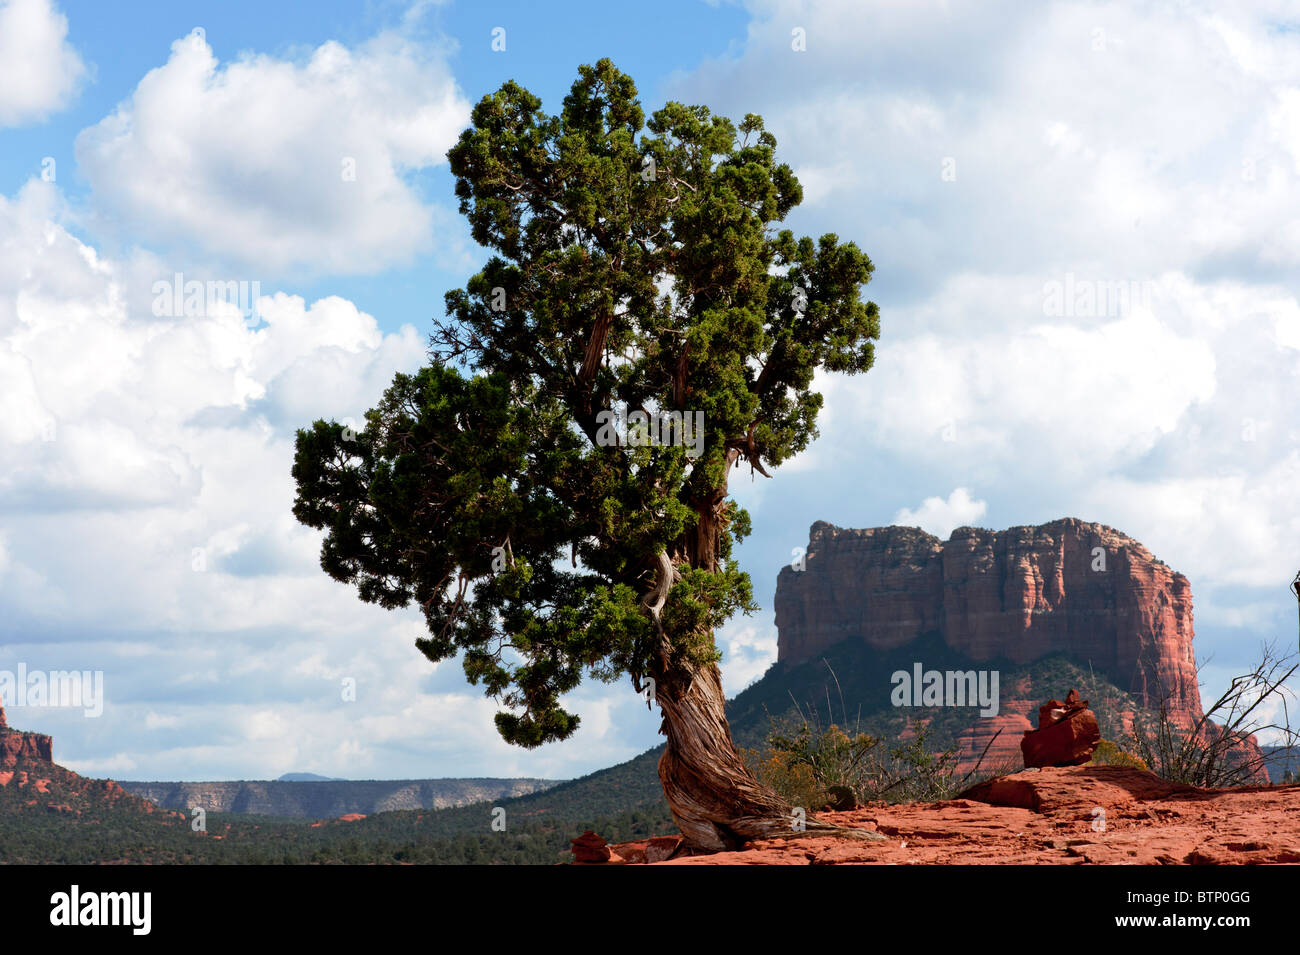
<box><xmin>1129</xmin><ymin>640</ymin><xmax>1299</xmax><ymax>788</ymax></box>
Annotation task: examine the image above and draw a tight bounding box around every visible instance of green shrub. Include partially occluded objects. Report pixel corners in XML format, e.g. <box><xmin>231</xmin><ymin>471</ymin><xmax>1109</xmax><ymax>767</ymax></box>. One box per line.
<box><xmin>1089</xmin><ymin>738</ymin><xmax>1148</xmax><ymax>770</ymax></box>
<box><xmin>744</xmin><ymin>710</ymin><xmax>999</xmax><ymax>807</ymax></box>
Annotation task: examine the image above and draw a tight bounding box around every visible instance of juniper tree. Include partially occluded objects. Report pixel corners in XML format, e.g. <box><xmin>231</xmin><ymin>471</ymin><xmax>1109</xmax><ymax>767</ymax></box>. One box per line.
<box><xmin>291</xmin><ymin>59</ymin><xmax>881</xmax><ymax>850</ymax></box>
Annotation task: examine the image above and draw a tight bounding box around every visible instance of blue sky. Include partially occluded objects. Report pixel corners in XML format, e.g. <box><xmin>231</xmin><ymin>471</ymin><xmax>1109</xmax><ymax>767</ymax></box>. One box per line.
<box><xmin>0</xmin><ymin>0</ymin><xmax>750</xmax><ymax>337</ymax></box>
<box><xmin>2</xmin><ymin>0</ymin><xmax>1300</xmax><ymax>782</ymax></box>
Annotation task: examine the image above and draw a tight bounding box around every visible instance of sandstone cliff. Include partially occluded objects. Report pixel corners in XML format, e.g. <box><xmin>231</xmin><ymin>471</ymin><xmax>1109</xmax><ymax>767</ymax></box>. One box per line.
<box><xmin>0</xmin><ymin>705</ymin><xmax>53</xmax><ymax>766</ymax></box>
<box><xmin>774</xmin><ymin>518</ymin><xmax>1201</xmax><ymax>721</ymax></box>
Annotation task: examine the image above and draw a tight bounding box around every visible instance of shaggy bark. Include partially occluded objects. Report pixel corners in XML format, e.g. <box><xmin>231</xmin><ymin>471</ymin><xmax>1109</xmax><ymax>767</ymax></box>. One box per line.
<box><xmin>642</xmin><ymin>547</ymin><xmax>882</xmax><ymax>850</ymax></box>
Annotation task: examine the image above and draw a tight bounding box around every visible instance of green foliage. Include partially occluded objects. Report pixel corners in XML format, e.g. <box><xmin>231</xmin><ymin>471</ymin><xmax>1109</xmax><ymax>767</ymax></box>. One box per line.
<box><xmin>724</xmin><ymin>632</ymin><xmax>1141</xmax><ymax>758</ymax></box>
<box><xmin>748</xmin><ymin>717</ymin><xmax>877</xmax><ymax>808</ymax></box>
<box><xmin>1089</xmin><ymin>738</ymin><xmax>1148</xmax><ymax>770</ymax></box>
<box><xmin>880</xmin><ymin>721</ymin><xmax>976</xmax><ymax>803</ymax></box>
<box><xmin>292</xmin><ymin>59</ymin><xmax>880</xmax><ymax>746</ymax></box>
<box><xmin>0</xmin><ymin>751</ymin><xmax>673</xmax><ymax>865</ymax></box>
<box><xmin>745</xmin><ymin>710</ymin><xmax>992</xmax><ymax>807</ymax></box>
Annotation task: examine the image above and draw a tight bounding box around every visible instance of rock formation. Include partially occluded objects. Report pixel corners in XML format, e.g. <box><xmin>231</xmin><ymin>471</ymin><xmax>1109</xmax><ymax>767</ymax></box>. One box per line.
<box><xmin>589</xmin><ymin>766</ymin><xmax>1300</xmax><ymax>865</ymax></box>
<box><xmin>774</xmin><ymin>518</ymin><xmax>1201</xmax><ymax>722</ymax></box>
<box><xmin>0</xmin><ymin>704</ymin><xmax>54</xmax><ymax>766</ymax></box>
<box><xmin>571</xmin><ymin>830</ymin><xmax>614</xmax><ymax>863</ymax></box>
<box><xmin>571</xmin><ymin>831</ymin><xmax>686</xmax><ymax>864</ymax></box>
<box><xmin>1020</xmin><ymin>690</ymin><xmax>1102</xmax><ymax>767</ymax></box>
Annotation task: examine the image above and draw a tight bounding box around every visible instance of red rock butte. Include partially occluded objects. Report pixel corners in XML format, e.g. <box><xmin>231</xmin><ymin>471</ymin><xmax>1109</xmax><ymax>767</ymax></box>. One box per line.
<box><xmin>0</xmin><ymin>704</ymin><xmax>54</xmax><ymax>766</ymax></box>
<box><xmin>774</xmin><ymin>517</ymin><xmax>1201</xmax><ymax>722</ymax></box>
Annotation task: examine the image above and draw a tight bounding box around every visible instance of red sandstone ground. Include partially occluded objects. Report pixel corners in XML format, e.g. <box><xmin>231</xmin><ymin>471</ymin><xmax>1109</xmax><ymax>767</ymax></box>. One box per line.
<box><xmin>584</xmin><ymin>766</ymin><xmax>1300</xmax><ymax>865</ymax></box>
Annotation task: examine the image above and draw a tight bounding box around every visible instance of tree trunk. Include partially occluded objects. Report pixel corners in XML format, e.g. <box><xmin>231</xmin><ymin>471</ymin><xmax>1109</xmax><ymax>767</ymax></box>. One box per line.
<box><xmin>648</xmin><ymin>630</ymin><xmax>884</xmax><ymax>851</ymax></box>
<box><xmin>639</xmin><ymin>464</ymin><xmax>883</xmax><ymax>852</ymax></box>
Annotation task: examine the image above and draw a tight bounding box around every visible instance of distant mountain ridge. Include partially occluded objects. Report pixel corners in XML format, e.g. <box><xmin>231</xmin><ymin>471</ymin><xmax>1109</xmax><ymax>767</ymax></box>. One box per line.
<box><xmin>117</xmin><ymin>777</ymin><xmax>562</xmax><ymax>817</ymax></box>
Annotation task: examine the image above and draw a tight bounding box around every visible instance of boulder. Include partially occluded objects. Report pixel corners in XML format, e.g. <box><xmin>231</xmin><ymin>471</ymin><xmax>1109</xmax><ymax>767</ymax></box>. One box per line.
<box><xmin>823</xmin><ymin>785</ymin><xmax>859</xmax><ymax>811</ymax></box>
<box><xmin>604</xmin><ymin>835</ymin><xmax>685</xmax><ymax>864</ymax></box>
<box><xmin>1020</xmin><ymin>689</ymin><xmax>1101</xmax><ymax>767</ymax></box>
<box><xmin>570</xmin><ymin>829</ymin><xmax>613</xmax><ymax>864</ymax></box>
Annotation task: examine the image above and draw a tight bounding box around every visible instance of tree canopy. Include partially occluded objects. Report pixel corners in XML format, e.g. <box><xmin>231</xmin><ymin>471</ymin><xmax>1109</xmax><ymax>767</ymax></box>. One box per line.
<box><xmin>292</xmin><ymin>58</ymin><xmax>880</xmax><ymax>759</ymax></box>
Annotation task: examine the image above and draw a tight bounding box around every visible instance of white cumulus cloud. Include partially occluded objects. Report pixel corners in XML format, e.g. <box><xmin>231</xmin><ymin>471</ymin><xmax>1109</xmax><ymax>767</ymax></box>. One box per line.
<box><xmin>0</xmin><ymin>175</ymin><xmax>666</xmax><ymax>780</ymax></box>
<box><xmin>75</xmin><ymin>28</ymin><xmax>471</xmax><ymax>276</ymax></box>
<box><xmin>0</xmin><ymin>0</ymin><xmax>86</xmax><ymax>127</ymax></box>
<box><xmin>893</xmin><ymin>488</ymin><xmax>988</xmax><ymax>539</ymax></box>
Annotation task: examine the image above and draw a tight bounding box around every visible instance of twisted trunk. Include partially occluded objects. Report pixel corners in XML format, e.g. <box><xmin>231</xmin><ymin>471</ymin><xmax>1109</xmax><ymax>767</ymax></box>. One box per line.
<box><xmin>652</xmin><ymin>653</ymin><xmax>791</xmax><ymax>849</ymax></box>
<box><xmin>642</xmin><ymin>548</ymin><xmax>882</xmax><ymax>851</ymax></box>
